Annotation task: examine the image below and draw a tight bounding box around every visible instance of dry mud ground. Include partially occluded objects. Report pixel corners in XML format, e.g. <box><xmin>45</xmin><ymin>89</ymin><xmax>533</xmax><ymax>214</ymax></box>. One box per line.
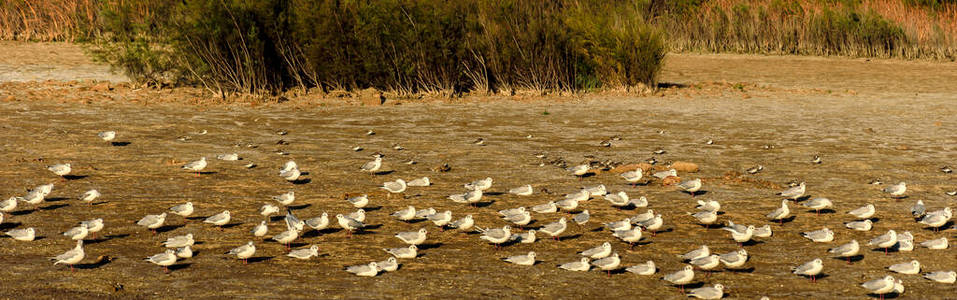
<box><xmin>0</xmin><ymin>44</ymin><xmax>955</xmax><ymax>299</ymax></box>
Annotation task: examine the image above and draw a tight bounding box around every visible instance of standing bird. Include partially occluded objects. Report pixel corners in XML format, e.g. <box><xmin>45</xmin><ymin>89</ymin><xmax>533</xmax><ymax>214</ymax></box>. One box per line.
<box><xmin>62</xmin><ymin>223</ymin><xmax>89</xmax><ymax>241</ymax></box>
<box><xmin>868</xmin><ymin>230</ymin><xmax>898</xmax><ymax>255</ymax></box>
<box><xmin>336</xmin><ymin>214</ymin><xmax>364</xmax><ymax>236</ymax></box>
<box><xmin>882</xmin><ymin>182</ymin><xmax>907</xmax><ymax>198</ymax></box>
<box><xmin>792</xmin><ymin>258</ymin><xmax>824</xmax><ymax>282</ymax></box>
<box><xmin>203</xmin><ymin>211</ymin><xmax>231</xmax><ymax>230</ymax></box>
<box><xmin>829</xmin><ymin>240</ymin><xmax>860</xmax><ymax>264</ymax></box>
<box><xmin>478</xmin><ymin>226</ymin><xmax>512</xmax><ymax>249</ymax></box>
<box><xmin>346</xmin><ymin>194</ymin><xmax>369</xmax><ymax>208</ymax></box>
<box><xmin>360</xmin><ymin>154</ymin><xmax>383</xmax><ymax>175</ymax></box>
<box><xmin>718</xmin><ymin>250</ymin><xmax>749</xmax><ymax>269</ymax></box>
<box><xmin>78</xmin><ymin>189</ymin><xmax>100</xmax><ymax>205</ymax></box>
<box><xmin>98</xmin><ymin>131</ymin><xmax>116</xmax><ymax>144</ymax></box>
<box><xmin>47</xmin><ymin>163</ymin><xmax>72</xmax><ymax>179</ymax></box>
<box><xmin>391</xmin><ymin>206</ymin><xmax>416</xmax><ymax>222</ymax></box>
<box><xmin>802</xmin><ymin>228</ymin><xmax>834</xmax><ymax>243</ymax></box>
<box><xmin>181</xmin><ymin>157</ymin><xmax>207</xmax><ymax>176</ymax></box>
<box><xmin>395</xmin><ymin>228</ymin><xmax>429</xmax><ymax>245</ymax></box>
<box><xmin>169</xmin><ymin>202</ymin><xmax>194</xmax><ymax>219</ymax></box>
<box><xmin>621</xmin><ymin>169</ymin><xmax>643</xmax><ymax>187</ymax></box>
<box><xmin>273</xmin><ymin>191</ymin><xmax>295</xmax><ymax>206</ymax></box>
<box><xmin>559</xmin><ymin>257</ymin><xmax>591</xmax><ymax>272</ymax></box>
<box><xmin>381</xmin><ymin>179</ymin><xmax>407</xmax><ymax>198</ymax></box>
<box><xmin>384</xmin><ymin>245</ymin><xmax>418</xmax><ymax>259</ymax></box>
<box><xmin>137</xmin><ymin>213</ymin><xmax>167</xmax><ymax>234</ymax></box>
<box><xmin>910</xmin><ymin>200</ymin><xmax>926</xmax><ymax>219</ymax></box>
<box><xmin>662</xmin><ymin>265</ymin><xmax>695</xmax><ymax>292</ymax></box>
<box><xmin>801</xmin><ymin>198</ymin><xmax>833</xmax><ymax>216</ymax></box>
<box><xmin>80</xmin><ymin>219</ymin><xmax>103</xmax><ymax>239</ymax></box>
<box><xmin>428</xmin><ymin>211</ymin><xmax>454</xmax><ymax>229</ymax></box>
<box><xmin>591</xmin><ymin>252</ymin><xmax>621</xmax><ymax>277</ymax></box>
<box><xmin>0</xmin><ymin>196</ymin><xmax>17</xmax><ymax>212</ymax></box>
<box><xmin>777</xmin><ymin>182</ymin><xmax>806</xmax><ymax>200</ymax></box>
<box><xmin>567</xmin><ymin>164</ymin><xmax>590</xmax><ymax>180</ymax></box>
<box><xmin>677</xmin><ymin>178</ymin><xmax>702</xmax><ymax>197</ymax></box>
<box><xmin>51</xmin><ymin>240</ymin><xmax>85</xmax><ymax>271</ymax></box>
<box><xmin>145</xmin><ymin>249</ymin><xmax>177</xmax><ymax>273</ymax></box>
<box><xmin>691</xmin><ymin>210</ymin><xmax>718</xmax><ymax>228</ymax></box>
<box><xmin>767</xmin><ymin>200</ymin><xmax>790</xmax><ymax>224</ymax></box>
<box><xmin>449</xmin><ymin>215</ymin><xmax>475</xmax><ymax>232</ymax></box>
<box><xmin>540</xmin><ymin>218</ymin><xmax>567</xmax><ymax>241</ymax></box>
<box><xmin>226</xmin><ymin>241</ymin><xmax>256</xmax><ymax>264</ymax></box>
<box><xmin>860</xmin><ymin>276</ymin><xmax>897</xmax><ymax>300</ymax></box>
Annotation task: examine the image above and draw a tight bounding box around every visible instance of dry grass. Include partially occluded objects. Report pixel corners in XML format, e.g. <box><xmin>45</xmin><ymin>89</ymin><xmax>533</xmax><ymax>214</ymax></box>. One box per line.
<box><xmin>0</xmin><ymin>0</ymin><xmax>98</xmax><ymax>41</ymax></box>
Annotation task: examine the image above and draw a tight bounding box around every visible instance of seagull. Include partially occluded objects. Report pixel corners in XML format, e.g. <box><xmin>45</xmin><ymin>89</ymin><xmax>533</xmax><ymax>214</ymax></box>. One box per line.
<box><xmin>555</xmin><ymin>198</ymin><xmax>579</xmax><ymax>212</ymax></box>
<box><xmin>361</xmin><ymin>154</ymin><xmax>383</xmax><ymax>175</ymax></box>
<box><xmin>226</xmin><ymin>241</ymin><xmax>256</xmax><ymax>264</ymax></box>
<box><xmin>605</xmin><ymin>219</ymin><xmax>632</xmax><ymax>232</ymax></box>
<box><xmin>802</xmin><ymin>198</ymin><xmax>833</xmax><ymax>215</ymax></box>
<box><xmin>628</xmin><ymin>196</ymin><xmax>649</xmax><ymax>208</ymax></box>
<box><xmin>181</xmin><ymin>157</ymin><xmax>207</xmax><ymax>175</ymax></box>
<box><xmin>723</xmin><ymin>224</ymin><xmax>754</xmax><ymax>245</ymax></box>
<box><xmin>6</xmin><ymin>227</ymin><xmax>35</xmax><ymax>241</ymax></box>
<box><xmin>216</xmin><ymin>153</ymin><xmax>240</xmax><ymax>161</ymax></box>
<box><xmin>638</xmin><ymin>214</ymin><xmax>663</xmax><ymax>236</ymax></box>
<box><xmin>47</xmin><ymin>163</ymin><xmax>72</xmax><ymax>177</ymax></box>
<box><xmin>509</xmin><ymin>185</ymin><xmax>534</xmax><ymax>196</ymax></box>
<box><xmin>346</xmin><ymin>194</ymin><xmax>369</xmax><ymax>208</ymax></box>
<box><xmin>18</xmin><ymin>189</ymin><xmax>46</xmax><ymax>205</ymax></box>
<box><xmin>653</xmin><ymin>169</ymin><xmax>677</xmax><ymax>179</ymax></box>
<box><xmin>567</xmin><ymin>164</ymin><xmax>589</xmax><ymax>180</ymax></box>
<box><xmin>449</xmin><ymin>214</ymin><xmax>474</xmax><ymax>232</ymax></box>
<box><xmin>449</xmin><ymin>189</ymin><xmax>483</xmax><ymax>205</ymax></box>
<box><xmin>62</xmin><ymin>224</ymin><xmax>89</xmax><ymax>240</ymax></box>
<box><xmin>285</xmin><ymin>209</ymin><xmax>304</xmax><ymax>231</ymax></box>
<box><xmin>259</xmin><ymin>204</ymin><xmax>280</xmax><ymax>217</ymax></box>
<box><xmin>811</xmin><ymin>155</ymin><xmax>822</xmax><ymax>164</ymax></box>
<box><xmin>384</xmin><ymin>245</ymin><xmax>418</xmax><ymax>259</ymax></box>
<box><xmin>464</xmin><ymin>177</ymin><xmax>493</xmax><ymax>191</ymax></box>
<box><xmin>499</xmin><ymin>207</ymin><xmax>525</xmax><ymax>217</ymax></box>
<box><xmin>391</xmin><ymin>206</ymin><xmax>416</xmax><ymax>221</ymax></box>
<box><xmin>137</xmin><ymin>213</ymin><xmax>167</xmax><ymax>234</ymax></box>
<box><xmin>605</xmin><ymin>192</ymin><xmax>631</xmax><ymax>208</ymax></box>
<box><xmin>923</xmin><ymin>271</ymin><xmax>956</xmax><ymax>284</ymax></box>
<box><xmin>98</xmin><ymin>131</ymin><xmax>116</xmax><ymax>143</ymax></box>
<box><xmin>145</xmin><ymin>249</ymin><xmax>177</xmax><ymax>273</ymax></box>
<box><xmin>579</xmin><ymin>242</ymin><xmax>612</xmax><ymax>259</ymax></box>
<box><xmin>848</xmin><ymin>204</ymin><xmax>876</xmax><ymax>219</ymax></box>
<box><xmin>414</xmin><ymin>207</ymin><xmax>436</xmax><ymax>219</ymax></box>
<box><xmin>407</xmin><ymin>177</ymin><xmax>431</xmax><ymax>187</ymax></box>
<box><xmin>753</xmin><ymin>224</ymin><xmax>773</xmax><ymax>238</ymax></box>
<box><xmin>78</xmin><ymin>189</ymin><xmax>100</xmax><ymax>205</ymax></box>
<box><xmin>395</xmin><ymin>228</ymin><xmax>428</xmax><ymax>245</ymax></box>
<box><xmin>690</xmin><ymin>255</ymin><xmax>721</xmax><ymax>275</ymax></box>
<box><xmin>336</xmin><ymin>214</ymin><xmax>365</xmax><ymax>236</ymax></box>
<box><xmin>0</xmin><ymin>196</ymin><xmax>16</xmax><ymax>212</ymax></box>
<box><xmin>250</xmin><ymin>221</ymin><xmax>268</xmax><ymax>238</ymax></box>
<box><xmin>662</xmin><ymin>265</ymin><xmax>695</xmax><ymax>292</ymax></box>
<box><xmin>572</xmin><ymin>210</ymin><xmax>590</xmax><ymax>226</ymax></box>
<box><xmin>621</xmin><ymin>169</ymin><xmax>644</xmax><ymax>187</ymax></box>
<box><xmin>631</xmin><ymin>209</ymin><xmax>655</xmax><ymax>224</ymax></box>
<box><xmin>679</xmin><ymin>245</ymin><xmax>710</xmax><ymax>261</ymax></box>
<box><xmin>695</xmin><ymin>200</ymin><xmax>720</xmax><ymax>212</ymax></box>
<box><xmin>502</xmin><ymin>251</ymin><xmax>536</xmax><ymax>266</ymax></box>
<box><xmin>204</xmin><ymin>211</ymin><xmax>230</xmax><ymax>229</ymax></box>
<box><xmin>792</xmin><ymin>258</ymin><xmax>824</xmax><ymax>282</ymax></box>
<box><xmin>558</xmin><ymin>257</ymin><xmax>591</xmax><ymax>271</ymax></box>
<box><xmin>287</xmin><ymin>245</ymin><xmax>319</xmax><ymax>260</ymax></box>
<box><xmin>919</xmin><ymin>209</ymin><xmax>952</xmax><ymax>232</ymax></box>
<box><xmin>478</xmin><ymin>225</ymin><xmax>511</xmax><ymax>248</ymax></box>
<box><xmin>687</xmin><ymin>284</ymin><xmax>724</xmax><ymax>300</ymax></box>
<box><xmin>613</xmin><ymin>227</ymin><xmax>643</xmax><ymax>246</ymax></box>
<box><xmin>376</xmin><ymin>257</ymin><xmax>399</xmax><ymax>272</ymax></box>
<box><xmin>861</xmin><ymin>276</ymin><xmax>896</xmax><ymax>300</ymax></box>
<box><xmin>176</xmin><ymin>245</ymin><xmax>193</xmax><ymax>258</ymax></box>
<box><xmin>509</xmin><ymin>229</ymin><xmax>536</xmax><ymax>244</ymax></box>
<box><xmin>777</xmin><ymin>182</ymin><xmax>805</xmax><ymax>200</ymax></box>
<box><xmin>691</xmin><ymin>210</ymin><xmax>718</xmax><ymax>227</ymax></box>
<box><xmin>564</xmin><ymin>189</ymin><xmax>590</xmax><ymax>202</ymax></box>
<box><xmin>882</xmin><ymin>182</ymin><xmax>907</xmax><ymax>198</ymax></box>
<box><xmin>169</xmin><ymin>202</ymin><xmax>194</xmax><ymax>218</ymax></box>
<box><xmin>718</xmin><ymin>250</ymin><xmax>749</xmax><ymax>269</ymax></box>
<box><xmin>920</xmin><ymin>237</ymin><xmax>948</xmax><ymax>250</ymax></box>
<box><xmin>591</xmin><ymin>252</ymin><xmax>621</xmax><ymax>276</ymax></box>
<box><xmin>898</xmin><ymin>231</ymin><xmax>914</xmax><ymax>252</ymax></box>
<box><xmin>532</xmin><ymin>201</ymin><xmax>558</xmax><ymax>214</ymax></box>
<box><xmin>868</xmin><ymin>230</ymin><xmax>897</xmax><ymax>254</ymax></box>
<box><xmin>767</xmin><ymin>200</ymin><xmax>790</xmax><ymax>224</ymax></box>
<box><xmin>163</xmin><ymin>233</ymin><xmax>194</xmax><ymax>248</ymax></box>
<box><xmin>272</xmin><ymin>226</ymin><xmax>300</xmax><ymax>250</ymax></box>
<box><xmin>747</xmin><ymin>165</ymin><xmax>764</xmax><ymax>174</ymax></box>
<box><xmin>381</xmin><ymin>179</ymin><xmax>407</xmax><ymax>196</ymax></box>
<box><xmin>845</xmin><ymin>219</ymin><xmax>873</xmax><ymax>231</ymax></box>
<box><xmin>428</xmin><ymin>211</ymin><xmax>454</xmax><ymax>228</ymax></box>
<box><xmin>626</xmin><ymin>260</ymin><xmax>656</xmax><ymax>275</ymax></box>
<box><xmin>51</xmin><ymin>240</ymin><xmax>85</xmax><ymax>271</ymax></box>
<box><xmin>279</xmin><ymin>166</ymin><xmax>301</xmax><ymax>181</ymax></box>
<box><xmin>503</xmin><ymin>211</ymin><xmax>531</xmax><ymax>228</ymax></box>
<box><xmin>888</xmin><ymin>260</ymin><xmax>921</xmax><ymax>275</ymax></box>
<box><xmin>273</xmin><ymin>191</ymin><xmax>295</xmax><ymax>206</ymax></box>
<box><xmin>677</xmin><ymin>178</ymin><xmax>702</xmax><ymax>196</ymax></box>
<box><xmin>345</xmin><ymin>262</ymin><xmax>379</xmax><ymax>277</ymax></box>
<box><xmin>346</xmin><ymin>209</ymin><xmax>366</xmax><ymax>222</ymax></box>
<box><xmin>802</xmin><ymin>227</ymin><xmax>834</xmax><ymax>243</ymax></box>
<box><xmin>585</xmin><ymin>184</ymin><xmax>607</xmax><ymax>197</ymax></box>
<box><xmin>943</xmin><ymin>166</ymin><xmax>954</xmax><ymax>173</ymax></box>
<box><xmin>829</xmin><ymin>240</ymin><xmax>860</xmax><ymax>264</ymax></box>
<box><xmin>910</xmin><ymin>200</ymin><xmax>926</xmax><ymax>219</ymax></box>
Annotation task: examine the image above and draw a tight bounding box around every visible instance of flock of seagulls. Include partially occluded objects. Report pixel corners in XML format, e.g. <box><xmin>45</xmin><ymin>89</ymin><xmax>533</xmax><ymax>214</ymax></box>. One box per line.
<box><xmin>0</xmin><ymin>126</ymin><xmax>954</xmax><ymax>299</ymax></box>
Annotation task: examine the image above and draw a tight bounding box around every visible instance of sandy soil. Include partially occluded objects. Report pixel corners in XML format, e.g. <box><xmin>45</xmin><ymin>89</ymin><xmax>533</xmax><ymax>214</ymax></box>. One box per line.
<box><xmin>0</xmin><ymin>45</ymin><xmax>955</xmax><ymax>299</ymax></box>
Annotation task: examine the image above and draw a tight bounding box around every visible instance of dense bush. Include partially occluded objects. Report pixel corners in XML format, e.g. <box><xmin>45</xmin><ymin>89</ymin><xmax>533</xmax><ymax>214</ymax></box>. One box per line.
<box><xmin>87</xmin><ymin>0</ymin><xmax>668</xmax><ymax>95</ymax></box>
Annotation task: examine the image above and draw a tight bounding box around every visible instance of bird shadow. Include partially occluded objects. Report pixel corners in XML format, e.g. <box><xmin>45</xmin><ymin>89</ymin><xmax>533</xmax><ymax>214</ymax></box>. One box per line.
<box><xmin>10</xmin><ymin>209</ymin><xmax>35</xmax><ymax>216</ymax></box>
<box><xmin>86</xmin><ymin>233</ymin><xmax>130</xmax><ymax>244</ymax></box>
<box><xmin>90</xmin><ymin>201</ymin><xmax>110</xmax><ymax>206</ymax></box>
<box><xmin>75</xmin><ymin>256</ymin><xmax>114</xmax><ymax>269</ymax></box>
<box><xmin>286</xmin><ymin>242</ymin><xmax>308</xmax><ymax>248</ymax></box>
<box><xmin>364</xmin><ymin>224</ymin><xmax>384</xmax><ymax>230</ymax></box>
<box><xmin>110</xmin><ymin>141</ymin><xmax>131</xmax><ymax>147</ymax></box>
<box><xmin>318</xmin><ymin>228</ymin><xmax>342</xmax><ymax>235</ymax></box>
<box><xmin>561</xmin><ymin>234</ymin><xmax>583</xmax><ymax>241</ymax></box>
<box><xmin>417</xmin><ymin>243</ymin><xmax>443</xmax><ymax>250</ymax></box>
<box><xmin>196</xmin><ymin>171</ymin><xmax>217</xmax><ymax>175</ymax></box>
<box><xmin>287</xmin><ymin>204</ymin><xmax>312</xmax><ymax>210</ymax></box>
<box><xmin>363</xmin><ymin>206</ymin><xmax>382</xmax><ymax>212</ymax></box>
<box><xmin>269</xmin><ymin>216</ymin><xmax>285</xmax><ymax>222</ymax></box>
<box><xmin>685</xmin><ymin>191</ymin><xmax>708</xmax><ymax>197</ymax></box>
<box><xmin>725</xmin><ymin>267</ymin><xmax>755</xmax><ymax>273</ymax></box>
<box><xmin>290</xmin><ymin>178</ymin><xmax>311</xmax><ymax>185</ymax></box>
<box><xmin>681</xmin><ymin>282</ymin><xmax>706</xmax><ymax>289</ymax></box>
<box><xmin>871</xmin><ymin>247</ymin><xmax>898</xmax><ymax>254</ymax></box>
<box><xmin>40</xmin><ymin>204</ymin><xmax>69</xmax><ymax>211</ymax></box>
<box><xmin>580</xmin><ymin>173</ymin><xmax>597</xmax><ymax>179</ymax></box>
<box><xmin>301</xmin><ymin>231</ymin><xmax>322</xmax><ymax>238</ymax></box>
<box><xmin>247</xmin><ymin>256</ymin><xmax>273</xmax><ymax>264</ymax></box>
<box><xmin>63</xmin><ymin>175</ymin><xmax>88</xmax><ymax>180</ymax></box>
<box><xmin>741</xmin><ymin>240</ymin><xmax>765</xmax><ymax>246</ymax></box>
<box><xmin>808</xmin><ymin>209</ymin><xmax>836</xmax><ymax>214</ymax></box>
<box><xmin>0</xmin><ymin>222</ymin><xmax>21</xmax><ymax>230</ymax></box>
<box><xmin>831</xmin><ymin>255</ymin><xmax>864</xmax><ymax>263</ymax></box>
<box><xmin>922</xmin><ymin>222</ymin><xmax>953</xmax><ymax>231</ymax></box>
<box><xmin>45</xmin><ymin>197</ymin><xmax>70</xmax><ymax>202</ymax></box>
<box><xmin>373</xmin><ymin>170</ymin><xmax>394</xmax><ymax>176</ymax></box>
<box><xmin>168</xmin><ymin>263</ymin><xmax>192</xmax><ymax>271</ymax></box>
<box><xmin>353</xmin><ymin>230</ymin><xmax>375</xmax><ymax>235</ymax></box>
<box><xmin>485</xmin><ymin>192</ymin><xmax>504</xmax><ymax>196</ymax></box>
<box><xmin>186</xmin><ymin>216</ymin><xmax>206</xmax><ymax>221</ymax></box>
<box><xmin>220</xmin><ymin>223</ymin><xmax>242</xmax><ymax>229</ymax></box>
<box><xmin>793</xmin><ymin>195</ymin><xmax>811</xmax><ymax>202</ymax></box>
<box><xmin>156</xmin><ymin>224</ymin><xmax>184</xmax><ymax>234</ymax></box>
<box><xmin>868</xmin><ymin>292</ymin><xmax>902</xmax><ymax>299</ymax></box>
<box><xmin>775</xmin><ymin>216</ymin><xmax>797</xmax><ymax>224</ymax></box>
<box><xmin>473</xmin><ymin>201</ymin><xmax>495</xmax><ymax>208</ymax></box>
